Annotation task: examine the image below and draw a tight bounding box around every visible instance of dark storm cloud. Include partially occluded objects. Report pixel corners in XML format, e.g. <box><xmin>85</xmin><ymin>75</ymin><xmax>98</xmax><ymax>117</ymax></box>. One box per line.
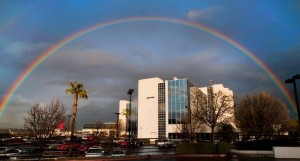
<box><xmin>0</xmin><ymin>95</ymin><xmax>33</xmax><ymax>128</ymax></box>
<box><xmin>267</xmin><ymin>43</ymin><xmax>300</xmax><ymax>78</ymax></box>
<box><xmin>75</xmin><ymin>98</ymin><xmax>120</xmax><ymax>129</ymax></box>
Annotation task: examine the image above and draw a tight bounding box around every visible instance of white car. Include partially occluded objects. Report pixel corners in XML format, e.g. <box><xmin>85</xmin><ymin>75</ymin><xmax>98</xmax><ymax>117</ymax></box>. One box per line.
<box><xmin>85</xmin><ymin>146</ymin><xmax>104</xmax><ymax>157</ymax></box>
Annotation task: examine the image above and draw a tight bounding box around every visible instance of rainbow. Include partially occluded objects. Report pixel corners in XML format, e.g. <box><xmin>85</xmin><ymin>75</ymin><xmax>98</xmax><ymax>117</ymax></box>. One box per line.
<box><xmin>0</xmin><ymin>17</ymin><xmax>296</xmax><ymax>114</ymax></box>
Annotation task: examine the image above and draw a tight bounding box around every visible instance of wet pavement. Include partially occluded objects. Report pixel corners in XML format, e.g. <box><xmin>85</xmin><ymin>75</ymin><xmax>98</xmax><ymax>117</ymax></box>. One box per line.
<box><xmin>127</xmin><ymin>145</ymin><xmax>175</xmax><ymax>156</ymax></box>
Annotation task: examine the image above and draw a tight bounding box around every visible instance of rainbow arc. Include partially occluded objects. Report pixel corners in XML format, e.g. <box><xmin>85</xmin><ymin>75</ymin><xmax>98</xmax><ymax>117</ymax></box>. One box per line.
<box><xmin>0</xmin><ymin>17</ymin><xmax>295</xmax><ymax>114</ymax></box>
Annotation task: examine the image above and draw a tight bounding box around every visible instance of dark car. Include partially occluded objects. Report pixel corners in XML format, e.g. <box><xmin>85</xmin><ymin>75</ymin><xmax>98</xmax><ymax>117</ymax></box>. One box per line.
<box><xmin>111</xmin><ymin>150</ymin><xmax>126</xmax><ymax>157</ymax></box>
<box><xmin>1</xmin><ymin>147</ymin><xmax>42</xmax><ymax>160</ymax></box>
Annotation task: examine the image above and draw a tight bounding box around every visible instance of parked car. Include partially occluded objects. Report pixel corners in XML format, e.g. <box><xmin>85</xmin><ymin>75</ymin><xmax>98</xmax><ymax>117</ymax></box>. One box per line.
<box><xmin>79</xmin><ymin>141</ymin><xmax>101</xmax><ymax>152</ymax></box>
<box><xmin>1</xmin><ymin>147</ymin><xmax>42</xmax><ymax>160</ymax></box>
<box><xmin>119</xmin><ymin>140</ymin><xmax>128</xmax><ymax>147</ymax></box>
<box><xmin>46</xmin><ymin>140</ymin><xmax>65</xmax><ymax>150</ymax></box>
<box><xmin>157</xmin><ymin>139</ymin><xmax>173</xmax><ymax>148</ymax></box>
<box><xmin>85</xmin><ymin>146</ymin><xmax>104</xmax><ymax>157</ymax></box>
<box><xmin>0</xmin><ymin>147</ymin><xmax>7</xmax><ymax>154</ymax></box>
<box><xmin>111</xmin><ymin>150</ymin><xmax>126</xmax><ymax>157</ymax></box>
<box><xmin>58</xmin><ymin>143</ymin><xmax>80</xmax><ymax>151</ymax></box>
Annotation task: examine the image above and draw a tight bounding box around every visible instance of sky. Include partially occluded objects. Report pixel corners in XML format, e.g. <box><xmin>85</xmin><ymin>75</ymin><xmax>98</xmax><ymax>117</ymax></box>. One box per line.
<box><xmin>0</xmin><ymin>0</ymin><xmax>300</xmax><ymax>129</ymax></box>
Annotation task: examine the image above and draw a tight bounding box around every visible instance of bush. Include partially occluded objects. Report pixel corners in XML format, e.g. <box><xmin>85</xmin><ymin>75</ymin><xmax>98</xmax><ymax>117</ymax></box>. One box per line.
<box><xmin>176</xmin><ymin>142</ymin><xmax>230</xmax><ymax>154</ymax></box>
<box><xmin>140</xmin><ymin>139</ymin><xmax>150</xmax><ymax>145</ymax></box>
<box><xmin>216</xmin><ymin>142</ymin><xmax>230</xmax><ymax>154</ymax></box>
<box><xmin>236</xmin><ymin>137</ymin><xmax>300</xmax><ymax>150</ymax></box>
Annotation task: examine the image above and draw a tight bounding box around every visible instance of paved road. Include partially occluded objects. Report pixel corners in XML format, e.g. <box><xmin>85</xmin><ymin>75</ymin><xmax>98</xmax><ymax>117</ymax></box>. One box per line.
<box><xmin>129</xmin><ymin>145</ymin><xmax>175</xmax><ymax>156</ymax></box>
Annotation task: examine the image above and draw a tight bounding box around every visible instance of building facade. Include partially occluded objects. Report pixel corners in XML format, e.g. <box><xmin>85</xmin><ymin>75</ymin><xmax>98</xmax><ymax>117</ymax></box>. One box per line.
<box><xmin>137</xmin><ymin>77</ymin><xmax>164</xmax><ymax>139</ymax></box>
<box><xmin>119</xmin><ymin>77</ymin><xmax>234</xmax><ymax>140</ymax></box>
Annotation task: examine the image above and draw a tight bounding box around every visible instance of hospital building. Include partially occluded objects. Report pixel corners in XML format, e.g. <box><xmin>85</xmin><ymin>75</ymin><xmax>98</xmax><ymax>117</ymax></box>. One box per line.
<box><xmin>119</xmin><ymin>77</ymin><xmax>234</xmax><ymax>140</ymax></box>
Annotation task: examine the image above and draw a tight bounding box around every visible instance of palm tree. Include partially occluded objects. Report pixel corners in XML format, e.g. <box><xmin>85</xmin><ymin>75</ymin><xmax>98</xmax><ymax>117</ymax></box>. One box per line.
<box><xmin>121</xmin><ymin>107</ymin><xmax>131</xmax><ymax>136</ymax></box>
<box><xmin>66</xmin><ymin>81</ymin><xmax>90</xmax><ymax>139</ymax></box>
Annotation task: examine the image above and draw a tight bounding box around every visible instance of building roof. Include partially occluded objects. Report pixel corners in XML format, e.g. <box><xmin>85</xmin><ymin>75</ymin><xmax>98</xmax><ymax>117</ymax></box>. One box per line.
<box><xmin>83</xmin><ymin>122</ymin><xmax>116</xmax><ymax>129</ymax></box>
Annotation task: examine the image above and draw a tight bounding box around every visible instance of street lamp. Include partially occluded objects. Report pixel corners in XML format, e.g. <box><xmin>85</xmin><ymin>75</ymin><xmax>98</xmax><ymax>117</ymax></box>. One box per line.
<box><xmin>285</xmin><ymin>74</ymin><xmax>300</xmax><ymax>129</ymax></box>
<box><xmin>67</xmin><ymin>114</ymin><xmax>72</xmax><ymax>136</ymax></box>
<box><xmin>115</xmin><ymin>112</ymin><xmax>120</xmax><ymax>139</ymax></box>
<box><xmin>127</xmin><ymin>89</ymin><xmax>134</xmax><ymax>155</ymax></box>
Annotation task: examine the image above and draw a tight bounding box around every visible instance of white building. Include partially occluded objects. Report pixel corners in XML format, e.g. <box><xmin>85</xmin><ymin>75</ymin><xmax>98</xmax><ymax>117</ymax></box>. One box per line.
<box><xmin>138</xmin><ymin>77</ymin><xmax>164</xmax><ymax>139</ymax></box>
<box><xmin>119</xmin><ymin>77</ymin><xmax>234</xmax><ymax>140</ymax></box>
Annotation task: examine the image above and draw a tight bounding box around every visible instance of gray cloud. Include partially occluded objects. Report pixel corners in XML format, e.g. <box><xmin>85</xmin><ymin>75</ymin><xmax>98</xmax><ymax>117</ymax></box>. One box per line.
<box><xmin>0</xmin><ymin>41</ymin><xmax>50</xmax><ymax>70</ymax></box>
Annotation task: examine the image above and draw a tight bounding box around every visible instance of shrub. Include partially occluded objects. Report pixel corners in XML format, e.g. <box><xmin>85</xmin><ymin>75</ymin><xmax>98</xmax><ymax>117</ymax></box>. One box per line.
<box><xmin>236</xmin><ymin>138</ymin><xmax>300</xmax><ymax>150</ymax></box>
<box><xmin>176</xmin><ymin>142</ymin><xmax>230</xmax><ymax>154</ymax></box>
<box><xmin>216</xmin><ymin>142</ymin><xmax>230</xmax><ymax>154</ymax></box>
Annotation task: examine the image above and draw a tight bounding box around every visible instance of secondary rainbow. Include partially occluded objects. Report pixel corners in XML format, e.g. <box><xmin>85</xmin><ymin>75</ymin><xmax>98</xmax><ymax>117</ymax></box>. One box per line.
<box><xmin>0</xmin><ymin>17</ymin><xmax>296</xmax><ymax>114</ymax></box>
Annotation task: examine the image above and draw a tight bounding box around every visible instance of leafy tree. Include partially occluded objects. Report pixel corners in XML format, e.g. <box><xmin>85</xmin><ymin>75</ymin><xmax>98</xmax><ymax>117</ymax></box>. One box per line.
<box><xmin>235</xmin><ymin>92</ymin><xmax>289</xmax><ymax>138</ymax></box>
<box><xmin>23</xmin><ymin>98</ymin><xmax>66</xmax><ymax>142</ymax></box>
<box><xmin>217</xmin><ymin>123</ymin><xmax>236</xmax><ymax>143</ymax></box>
<box><xmin>65</xmin><ymin>81</ymin><xmax>90</xmax><ymax>139</ymax></box>
<box><xmin>284</xmin><ymin>118</ymin><xmax>298</xmax><ymax>134</ymax></box>
<box><xmin>194</xmin><ymin>88</ymin><xmax>235</xmax><ymax>143</ymax></box>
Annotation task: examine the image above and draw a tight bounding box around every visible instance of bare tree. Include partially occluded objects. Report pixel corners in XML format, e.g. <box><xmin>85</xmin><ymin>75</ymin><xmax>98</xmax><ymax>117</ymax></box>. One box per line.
<box><xmin>235</xmin><ymin>92</ymin><xmax>289</xmax><ymax>138</ymax></box>
<box><xmin>195</xmin><ymin>88</ymin><xmax>235</xmax><ymax>143</ymax></box>
<box><xmin>24</xmin><ymin>98</ymin><xmax>66</xmax><ymax>141</ymax></box>
<box><xmin>94</xmin><ymin>121</ymin><xmax>117</xmax><ymax>141</ymax></box>
<box><xmin>95</xmin><ymin>121</ymin><xmax>105</xmax><ymax>140</ymax></box>
<box><xmin>175</xmin><ymin>113</ymin><xmax>205</xmax><ymax>143</ymax></box>
<box><xmin>114</xmin><ymin>119</ymin><xmax>123</xmax><ymax>139</ymax></box>
<box><xmin>174</xmin><ymin>88</ymin><xmax>206</xmax><ymax>142</ymax></box>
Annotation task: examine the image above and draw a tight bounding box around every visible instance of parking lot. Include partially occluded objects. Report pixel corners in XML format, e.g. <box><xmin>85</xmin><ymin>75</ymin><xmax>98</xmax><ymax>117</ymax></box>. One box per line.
<box><xmin>0</xmin><ymin>138</ymin><xmax>175</xmax><ymax>160</ymax></box>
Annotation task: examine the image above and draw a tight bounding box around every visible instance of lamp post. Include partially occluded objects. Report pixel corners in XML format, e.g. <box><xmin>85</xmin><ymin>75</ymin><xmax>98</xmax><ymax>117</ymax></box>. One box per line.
<box><xmin>115</xmin><ymin>112</ymin><xmax>120</xmax><ymax>139</ymax></box>
<box><xmin>285</xmin><ymin>74</ymin><xmax>300</xmax><ymax>129</ymax></box>
<box><xmin>127</xmin><ymin>89</ymin><xmax>134</xmax><ymax>155</ymax></box>
<box><xmin>67</xmin><ymin>114</ymin><xmax>72</xmax><ymax>137</ymax></box>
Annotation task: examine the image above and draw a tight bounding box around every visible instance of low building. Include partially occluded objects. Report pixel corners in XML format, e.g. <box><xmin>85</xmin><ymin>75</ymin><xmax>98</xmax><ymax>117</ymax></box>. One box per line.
<box><xmin>82</xmin><ymin>122</ymin><xmax>116</xmax><ymax>139</ymax></box>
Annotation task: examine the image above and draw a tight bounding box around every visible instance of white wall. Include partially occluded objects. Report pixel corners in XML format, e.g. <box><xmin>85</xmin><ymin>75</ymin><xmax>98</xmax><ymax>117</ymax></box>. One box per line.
<box><xmin>274</xmin><ymin>147</ymin><xmax>300</xmax><ymax>159</ymax></box>
<box><xmin>138</xmin><ymin>77</ymin><xmax>163</xmax><ymax>139</ymax></box>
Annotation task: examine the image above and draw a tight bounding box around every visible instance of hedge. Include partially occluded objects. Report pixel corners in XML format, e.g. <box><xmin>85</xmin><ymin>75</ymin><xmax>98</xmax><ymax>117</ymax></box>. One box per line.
<box><xmin>176</xmin><ymin>142</ymin><xmax>230</xmax><ymax>154</ymax></box>
<box><xmin>236</xmin><ymin>138</ymin><xmax>300</xmax><ymax>150</ymax></box>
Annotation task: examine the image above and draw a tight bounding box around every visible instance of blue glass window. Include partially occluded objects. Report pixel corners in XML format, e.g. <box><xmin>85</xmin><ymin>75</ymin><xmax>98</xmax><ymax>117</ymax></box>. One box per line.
<box><xmin>168</xmin><ymin>79</ymin><xmax>189</xmax><ymax>124</ymax></box>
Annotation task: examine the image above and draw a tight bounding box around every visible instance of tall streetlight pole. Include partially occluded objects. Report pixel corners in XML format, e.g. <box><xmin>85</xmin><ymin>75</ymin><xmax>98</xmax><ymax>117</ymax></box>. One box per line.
<box><xmin>285</xmin><ymin>74</ymin><xmax>300</xmax><ymax>130</ymax></box>
<box><xmin>115</xmin><ymin>112</ymin><xmax>120</xmax><ymax>139</ymax></box>
<box><xmin>127</xmin><ymin>89</ymin><xmax>134</xmax><ymax>155</ymax></box>
<box><xmin>67</xmin><ymin>114</ymin><xmax>72</xmax><ymax>137</ymax></box>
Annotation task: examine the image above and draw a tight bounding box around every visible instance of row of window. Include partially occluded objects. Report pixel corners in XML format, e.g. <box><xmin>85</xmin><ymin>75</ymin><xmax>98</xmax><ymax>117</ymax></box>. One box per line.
<box><xmin>158</xmin><ymin>83</ymin><xmax>166</xmax><ymax>139</ymax></box>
